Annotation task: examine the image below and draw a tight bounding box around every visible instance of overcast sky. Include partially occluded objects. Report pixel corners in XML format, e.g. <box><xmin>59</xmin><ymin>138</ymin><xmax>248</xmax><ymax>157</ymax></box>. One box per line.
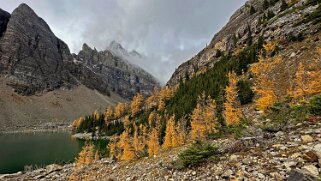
<box><xmin>0</xmin><ymin>0</ymin><xmax>246</xmax><ymax>83</ymax></box>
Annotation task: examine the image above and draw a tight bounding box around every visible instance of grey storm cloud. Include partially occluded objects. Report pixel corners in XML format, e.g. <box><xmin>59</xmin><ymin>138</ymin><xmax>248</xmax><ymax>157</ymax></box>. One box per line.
<box><xmin>0</xmin><ymin>0</ymin><xmax>246</xmax><ymax>83</ymax></box>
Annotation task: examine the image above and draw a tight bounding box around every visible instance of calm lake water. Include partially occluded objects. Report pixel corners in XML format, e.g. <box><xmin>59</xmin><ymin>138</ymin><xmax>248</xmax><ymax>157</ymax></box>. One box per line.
<box><xmin>0</xmin><ymin>132</ymin><xmax>107</xmax><ymax>174</ymax></box>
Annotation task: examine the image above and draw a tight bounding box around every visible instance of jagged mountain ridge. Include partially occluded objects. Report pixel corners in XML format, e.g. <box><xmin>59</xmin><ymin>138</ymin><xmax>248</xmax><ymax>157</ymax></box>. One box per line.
<box><xmin>74</xmin><ymin>43</ymin><xmax>159</xmax><ymax>98</ymax></box>
<box><xmin>0</xmin><ymin>3</ymin><xmax>159</xmax><ymax>98</ymax></box>
<box><xmin>167</xmin><ymin>0</ymin><xmax>321</xmax><ymax>86</ymax></box>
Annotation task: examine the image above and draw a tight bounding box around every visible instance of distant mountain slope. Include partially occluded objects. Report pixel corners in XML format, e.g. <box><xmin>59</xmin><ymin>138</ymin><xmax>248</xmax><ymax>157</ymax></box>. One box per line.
<box><xmin>0</xmin><ymin>77</ymin><xmax>124</xmax><ymax>132</ymax></box>
<box><xmin>74</xmin><ymin>43</ymin><xmax>159</xmax><ymax>99</ymax></box>
<box><xmin>167</xmin><ymin>0</ymin><xmax>321</xmax><ymax>86</ymax></box>
<box><xmin>0</xmin><ymin>3</ymin><xmax>158</xmax><ymax>131</ymax></box>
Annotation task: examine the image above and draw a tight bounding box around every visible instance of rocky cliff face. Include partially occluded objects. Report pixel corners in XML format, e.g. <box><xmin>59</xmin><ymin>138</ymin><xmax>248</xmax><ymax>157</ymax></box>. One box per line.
<box><xmin>0</xmin><ymin>8</ymin><xmax>10</xmax><ymax>38</ymax></box>
<box><xmin>0</xmin><ymin>4</ymin><xmax>77</xmax><ymax>95</ymax></box>
<box><xmin>74</xmin><ymin>43</ymin><xmax>159</xmax><ymax>99</ymax></box>
<box><xmin>167</xmin><ymin>0</ymin><xmax>321</xmax><ymax>86</ymax></box>
<box><xmin>0</xmin><ymin>3</ymin><xmax>158</xmax><ymax>99</ymax></box>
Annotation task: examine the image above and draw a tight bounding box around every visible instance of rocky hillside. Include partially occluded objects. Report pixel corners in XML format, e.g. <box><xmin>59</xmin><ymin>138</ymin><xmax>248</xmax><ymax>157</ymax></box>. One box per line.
<box><xmin>0</xmin><ymin>78</ymin><xmax>124</xmax><ymax>132</ymax></box>
<box><xmin>74</xmin><ymin>43</ymin><xmax>159</xmax><ymax>99</ymax></box>
<box><xmin>167</xmin><ymin>0</ymin><xmax>321</xmax><ymax>86</ymax></box>
<box><xmin>0</xmin><ymin>3</ymin><xmax>159</xmax><ymax>131</ymax></box>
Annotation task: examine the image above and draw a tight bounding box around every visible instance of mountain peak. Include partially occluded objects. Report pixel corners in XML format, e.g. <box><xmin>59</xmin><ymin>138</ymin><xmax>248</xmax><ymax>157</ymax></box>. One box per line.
<box><xmin>108</xmin><ymin>40</ymin><xmax>124</xmax><ymax>51</ymax></box>
<box><xmin>13</xmin><ymin>3</ymin><xmax>36</xmax><ymax>16</ymax></box>
<box><xmin>82</xmin><ymin>43</ymin><xmax>92</xmax><ymax>51</ymax></box>
<box><xmin>129</xmin><ymin>50</ymin><xmax>143</xmax><ymax>58</ymax></box>
<box><xmin>0</xmin><ymin>8</ymin><xmax>10</xmax><ymax>37</ymax></box>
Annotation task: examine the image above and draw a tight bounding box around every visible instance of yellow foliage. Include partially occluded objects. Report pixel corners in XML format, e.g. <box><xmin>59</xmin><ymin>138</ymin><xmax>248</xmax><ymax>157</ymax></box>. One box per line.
<box><xmin>114</xmin><ymin>102</ymin><xmax>125</xmax><ymax>119</ymax></box>
<box><xmin>108</xmin><ymin>135</ymin><xmax>118</xmax><ymax>160</ymax></box>
<box><xmin>133</xmin><ymin>123</ymin><xmax>145</xmax><ymax>154</ymax></box>
<box><xmin>93</xmin><ymin>110</ymin><xmax>100</xmax><ymax>120</ymax></box>
<box><xmin>131</xmin><ymin>93</ymin><xmax>144</xmax><ymax>116</ymax></box>
<box><xmin>123</xmin><ymin>116</ymin><xmax>130</xmax><ymax>131</ymax></box>
<box><xmin>223</xmin><ymin>72</ymin><xmax>243</xmax><ymax>126</ymax></box>
<box><xmin>163</xmin><ymin>115</ymin><xmax>178</xmax><ymax>149</ymax></box>
<box><xmin>159</xmin><ymin>86</ymin><xmax>175</xmax><ymax>100</ymax></box>
<box><xmin>94</xmin><ymin>151</ymin><xmax>99</xmax><ymax>161</ymax></box>
<box><xmin>148</xmin><ymin>112</ymin><xmax>154</xmax><ymax>126</ymax></box>
<box><xmin>104</xmin><ymin>106</ymin><xmax>114</xmax><ymax>121</ymax></box>
<box><xmin>250</xmin><ymin>55</ymin><xmax>280</xmax><ymax>112</ymax></box>
<box><xmin>69</xmin><ymin>174</ymin><xmax>79</xmax><ymax>181</ymax></box>
<box><xmin>263</xmin><ymin>42</ymin><xmax>277</xmax><ymax>54</ymax></box>
<box><xmin>191</xmin><ymin>93</ymin><xmax>218</xmax><ymax>140</ymax></box>
<box><xmin>72</xmin><ymin>117</ymin><xmax>84</xmax><ymax>128</ymax></box>
<box><xmin>191</xmin><ymin>103</ymin><xmax>206</xmax><ymax>140</ymax></box>
<box><xmin>176</xmin><ymin>119</ymin><xmax>187</xmax><ymax>145</ymax></box>
<box><xmin>117</xmin><ymin>130</ymin><xmax>135</xmax><ymax>161</ymax></box>
<box><xmin>157</xmin><ymin>99</ymin><xmax>166</xmax><ymax>111</ymax></box>
<box><xmin>289</xmin><ymin>60</ymin><xmax>321</xmax><ymax>100</ymax></box>
<box><xmin>75</xmin><ymin>144</ymin><xmax>95</xmax><ymax>168</ymax></box>
<box><xmin>147</xmin><ymin>127</ymin><xmax>160</xmax><ymax>157</ymax></box>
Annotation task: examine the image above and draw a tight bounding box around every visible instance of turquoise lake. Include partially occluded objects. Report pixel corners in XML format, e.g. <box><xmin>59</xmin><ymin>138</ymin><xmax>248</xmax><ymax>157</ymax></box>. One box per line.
<box><xmin>0</xmin><ymin>132</ymin><xmax>107</xmax><ymax>174</ymax></box>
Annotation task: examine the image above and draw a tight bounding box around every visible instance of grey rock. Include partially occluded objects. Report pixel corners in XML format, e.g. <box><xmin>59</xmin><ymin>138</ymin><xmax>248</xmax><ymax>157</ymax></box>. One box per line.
<box><xmin>0</xmin><ymin>4</ymin><xmax>77</xmax><ymax>95</ymax></box>
<box><xmin>287</xmin><ymin>169</ymin><xmax>316</xmax><ymax>181</ymax></box>
<box><xmin>0</xmin><ymin>8</ymin><xmax>10</xmax><ymax>38</ymax></box>
<box><xmin>46</xmin><ymin>164</ymin><xmax>63</xmax><ymax>173</ymax></box>
<box><xmin>74</xmin><ymin>43</ymin><xmax>159</xmax><ymax>99</ymax></box>
<box><xmin>222</xmin><ymin>169</ymin><xmax>233</xmax><ymax>178</ymax></box>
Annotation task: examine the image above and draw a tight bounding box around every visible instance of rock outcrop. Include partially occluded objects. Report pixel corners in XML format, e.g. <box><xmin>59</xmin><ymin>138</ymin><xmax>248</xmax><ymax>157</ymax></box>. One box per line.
<box><xmin>74</xmin><ymin>43</ymin><xmax>159</xmax><ymax>99</ymax></box>
<box><xmin>167</xmin><ymin>0</ymin><xmax>321</xmax><ymax>86</ymax></box>
<box><xmin>0</xmin><ymin>8</ymin><xmax>10</xmax><ymax>38</ymax></box>
<box><xmin>0</xmin><ymin>4</ymin><xmax>77</xmax><ymax>95</ymax></box>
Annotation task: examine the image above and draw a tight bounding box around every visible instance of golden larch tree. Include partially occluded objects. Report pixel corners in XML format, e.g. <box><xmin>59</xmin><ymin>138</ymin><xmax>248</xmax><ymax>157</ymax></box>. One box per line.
<box><xmin>93</xmin><ymin>110</ymin><xmax>100</xmax><ymax>120</ymax></box>
<box><xmin>250</xmin><ymin>55</ymin><xmax>280</xmax><ymax>112</ymax></box>
<box><xmin>72</xmin><ymin>117</ymin><xmax>84</xmax><ymax>129</ymax></box>
<box><xmin>76</xmin><ymin>144</ymin><xmax>95</xmax><ymax>168</ymax></box>
<box><xmin>123</xmin><ymin>116</ymin><xmax>131</xmax><ymax>131</ymax></box>
<box><xmin>223</xmin><ymin>71</ymin><xmax>243</xmax><ymax>126</ymax></box>
<box><xmin>114</xmin><ymin>102</ymin><xmax>125</xmax><ymax>119</ymax></box>
<box><xmin>163</xmin><ymin>115</ymin><xmax>178</xmax><ymax>149</ymax></box>
<box><xmin>157</xmin><ymin>99</ymin><xmax>166</xmax><ymax>111</ymax></box>
<box><xmin>148</xmin><ymin>112</ymin><xmax>155</xmax><ymax>127</ymax></box>
<box><xmin>190</xmin><ymin>94</ymin><xmax>218</xmax><ymax>141</ymax></box>
<box><xmin>117</xmin><ymin>130</ymin><xmax>135</xmax><ymax>161</ymax></box>
<box><xmin>104</xmin><ymin>106</ymin><xmax>114</xmax><ymax>121</ymax></box>
<box><xmin>204</xmin><ymin>97</ymin><xmax>218</xmax><ymax>133</ymax></box>
<box><xmin>133</xmin><ymin>123</ymin><xmax>145</xmax><ymax>155</ymax></box>
<box><xmin>146</xmin><ymin>94</ymin><xmax>157</xmax><ymax>110</ymax></box>
<box><xmin>289</xmin><ymin>59</ymin><xmax>321</xmax><ymax>100</ymax></box>
<box><xmin>147</xmin><ymin>127</ymin><xmax>160</xmax><ymax>157</ymax></box>
<box><xmin>108</xmin><ymin>135</ymin><xmax>118</xmax><ymax>160</ymax></box>
<box><xmin>176</xmin><ymin>119</ymin><xmax>187</xmax><ymax>146</ymax></box>
<box><xmin>131</xmin><ymin>93</ymin><xmax>144</xmax><ymax>116</ymax></box>
<box><xmin>191</xmin><ymin>103</ymin><xmax>206</xmax><ymax>140</ymax></box>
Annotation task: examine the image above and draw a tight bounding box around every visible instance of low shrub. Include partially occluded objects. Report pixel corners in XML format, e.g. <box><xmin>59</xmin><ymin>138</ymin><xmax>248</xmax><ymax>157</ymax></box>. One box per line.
<box><xmin>176</xmin><ymin>142</ymin><xmax>220</xmax><ymax>168</ymax></box>
<box><xmin>309</xmin><ymin>94</ymin><xmax>321</xmax><ymax>115</ymax></box>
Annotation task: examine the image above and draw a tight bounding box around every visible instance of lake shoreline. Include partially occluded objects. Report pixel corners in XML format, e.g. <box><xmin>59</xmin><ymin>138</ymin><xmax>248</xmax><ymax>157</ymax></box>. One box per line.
<box><xmin>0</xmin><ymin>123</ymin><xmax>72</xmax><ymax>134</ymax></box>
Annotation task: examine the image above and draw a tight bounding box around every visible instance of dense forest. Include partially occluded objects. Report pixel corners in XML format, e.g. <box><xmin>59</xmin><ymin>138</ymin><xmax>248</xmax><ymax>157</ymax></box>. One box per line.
<box><xmin>71</xmin><ymin>35</ymin><xmax>321</xmax><ymax>164</ymax></box>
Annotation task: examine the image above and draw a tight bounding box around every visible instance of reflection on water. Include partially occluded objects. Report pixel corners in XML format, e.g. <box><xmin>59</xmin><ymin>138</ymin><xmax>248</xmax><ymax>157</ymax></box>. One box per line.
<box><xmin>0</xmin><ymin>132</ymin><xmax>87</xmax><ymax>174</ymax></box>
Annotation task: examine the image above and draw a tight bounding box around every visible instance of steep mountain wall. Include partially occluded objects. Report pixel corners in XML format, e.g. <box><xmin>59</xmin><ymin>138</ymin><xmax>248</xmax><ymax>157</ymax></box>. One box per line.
<box><xmin>167</xmin><ymin>0</ymin><xmax>321</xmax><ymax>86</ymax></box>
